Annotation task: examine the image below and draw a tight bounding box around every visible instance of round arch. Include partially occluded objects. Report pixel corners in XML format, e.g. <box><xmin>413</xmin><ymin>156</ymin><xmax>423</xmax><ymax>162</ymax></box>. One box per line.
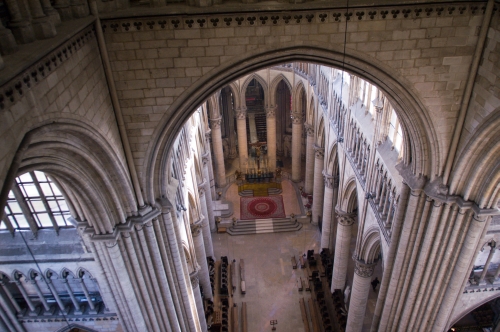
<box><xmin>146</xmin><ymin>43</ymin><xmax>437</xmax><ymax>201</ymax></box>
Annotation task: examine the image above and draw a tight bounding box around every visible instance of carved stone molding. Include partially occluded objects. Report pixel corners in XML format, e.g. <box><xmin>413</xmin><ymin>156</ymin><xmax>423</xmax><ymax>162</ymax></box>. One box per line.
<box><xmin>266</xmin><ymin>107</ymin><xmax>276</xmax><ymax>118</ymax></box>
<box><xmin>235</xmin><ymin>109</ymin><xmax>246</xmax><ymax>120</ymax></box>
<box><xmin>190</xmin><ymin>274</ymin><xmax>199</xmax><ymax>289</ymax></box>
<box><xmin>305</xmin><ymin>124</ymin><xmax>314</xmax><ymax>137</ymax></box>
<box><xmin>337</xmin><ymin>214</ymin><xmax>355</xmax><ymax>226</ymax></box>
<box><xmin>314</xmin><ymin>145</ymin><xmax>324</xmax><ymax>159</ymax></box>
<box><xmin>210</xmin><ymin>117</ymin><xmax>222</xmax><ymax>129</ymax></box>
<box><xmin>190</xmin><ymin>223</ymin><xmax>202</xmax><ymax>236</ymax></box>
<box><xmin>323</xmin><ymin>171</ymin><xmax>336</xmax><ymax>189</ymax></box>
<box><xmin>354</xmin><ymin>260</ymin><xmax>375</xmax><ymax>278</ymax></box>
<box><xmin>291</xmin><ymin>114</ymin><xmax>302</xmax><ymax>124</ymax></box>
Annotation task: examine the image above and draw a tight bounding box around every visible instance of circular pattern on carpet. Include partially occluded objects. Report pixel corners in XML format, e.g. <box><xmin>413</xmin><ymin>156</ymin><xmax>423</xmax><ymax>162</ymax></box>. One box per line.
<box><xmin>248</xmin><ymin>197</ymin><xmax>278</xmax><ymax>217</ymax></box>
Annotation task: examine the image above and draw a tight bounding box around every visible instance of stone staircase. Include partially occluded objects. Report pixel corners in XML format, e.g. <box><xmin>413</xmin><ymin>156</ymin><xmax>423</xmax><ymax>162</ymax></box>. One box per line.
<box><xmin>227</xmin><ymin>218</ymin><xmax>302</xmax><ymax>235</ymax></box>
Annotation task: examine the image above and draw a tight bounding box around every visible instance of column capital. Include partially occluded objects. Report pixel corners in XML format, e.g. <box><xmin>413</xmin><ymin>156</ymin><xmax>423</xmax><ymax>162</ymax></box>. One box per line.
<box><xmin>322</xmin><ymin>171</ymin><xmax>337</xmax><ymax>189</ymax></box>
<box><xmin>336</xmin><ymin>209</ymin><xmax>356</xmax><ymax>226</ymax></box>
<box><xmin>291</xmin><ymin>113</ymin><xmax>302</xmax><ymax>124</ymax></box>
<box><xmin>190</xmin><ymin>223</ymin><xmax>202</xmax><ymax>237</ymax></box>
<box><xmin>190</xmin><ymin>273</ymin><xmax>199</xmax><ymax>289</ymax></box>
<box><xmin>313</xmin><ymin>145</ymin><xmax>324</xmax><ymax>159</ymax></box>
<box><xmin>198</xmin><ymin>186</ymin><xmax>205</xmax><ymax>197</ymax></box>
<box><xmin>354</xmin><ymin>260</ymin><xmax>376</xmax><ymax>278</ymax></box>
<box><xmin>235</xmin><ymin>109</ymin><xmax>247</xmax><ymax>120</ymax></box>
<box><xmin>304</xmin><ymin>123</ymin><xmax>314</xmax><ymax>137</ymax></box>
<box><xmin>266</xmin><ymin>107</ymin><xmax>276</xmax><ymax>118</ymax></box>
<box><xmin>209</xmin><ymin>117</ymin><xmax>222</xmax><ymax>129</ymax></box>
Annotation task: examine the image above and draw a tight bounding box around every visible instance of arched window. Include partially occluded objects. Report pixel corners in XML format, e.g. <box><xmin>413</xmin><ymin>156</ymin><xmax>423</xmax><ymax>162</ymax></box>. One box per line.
<box><xmin>2</xmin><ymin>171</ymin><xmax>73</xmax><ymax>232</ymax></box>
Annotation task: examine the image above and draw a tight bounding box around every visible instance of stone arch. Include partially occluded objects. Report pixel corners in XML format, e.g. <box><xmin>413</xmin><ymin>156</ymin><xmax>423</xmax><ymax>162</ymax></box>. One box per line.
<box><xmin>317</xmin><ymin>115</ymin><xmax>325</xmax><ymax>148</ymax></box>
<box><xmin>55</xmin><ymin>323</ymin><xmax>100</xmax><ymax>332</ymax></box>
<box><xmin>0</xmin><ymin>121</ymin><xmax>137</xmax><ymax>235</ymax></box>
<box><xmin>45</xmin><ymin>268</ymin><xmax>60</xmax><ymax>280</ymax></box>
<box><xmin>358</xmin><ymin>227</ymin><xmax>382</xmax><ymax>264</ymax></box>
<box><xmin>240</xmin><ymin>73</ymin><xmax>269</xmax><ymax>108</ymax></box>
<box><xmin>226</xmin><ymin>82</ymin><xmax>241</xmax><ymax>110</ymax></box>
<box><xmin>341</xmin><ymin>177</ymin><xmax>359</xmax><ymax>213</ymax></box>
<box><xmin>76</xmin><ymin>268</ymin><xmax>93</xmax><ymax>279</ymax></box>
<box><xmin>449</xmin><ymin>110</ymin><xmax>500</xmax><ymax>208</ymax></box>
<box><xmin>326</xmin><ymin>143</ymin><xmax>339</xmax><ymax>177</ymax></box>
<box><xmin>206</xmin><ymin>91</ymin><xmax>221</xmax><ymax>119</ymax></box>
<box><xmin>60</xmin><ymin>268</ymin><xmax>76</xmax><ymax>279</ymax></box>
<box><xmin>147</xmin><ymin>43</ymin><xmax>437</xmax><ymax>202</ymax></box>
<box><xmin>269</xmin><ymin>74</ymin><xmax>292</xmax><ymax>107</ymax></box>
<box><xmin>187</xmin><ymin>191</ymin><xmax>199</xmax><ymax>223</ymax></box>
<box><xmin>448</xmin><ymin>293</ymin><xmax>500</xmax><ymax>328</ymax></box>
<box><xmin>292</xmin><ymin>81</ymin><xmax>306</xmax><ymax>115</ymax></box>
<box><xmin>307</xmin><ymin>95</ymin><xmax>316</xmax><ymax>125</ymax></box>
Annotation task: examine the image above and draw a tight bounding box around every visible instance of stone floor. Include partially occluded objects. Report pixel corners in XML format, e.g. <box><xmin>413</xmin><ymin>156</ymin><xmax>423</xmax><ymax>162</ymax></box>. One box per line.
<box><xmin>212</xmin><ymin>162</ymin><xmax>384</xmax><ymax>331</ymax></box>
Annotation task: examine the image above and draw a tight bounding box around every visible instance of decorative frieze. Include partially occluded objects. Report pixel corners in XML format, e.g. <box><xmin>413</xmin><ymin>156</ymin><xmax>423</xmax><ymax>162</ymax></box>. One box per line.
<box><xmin>354</xmin><ymin>260</ymin><xmax>375</xmax><ymax>278</ymax></box>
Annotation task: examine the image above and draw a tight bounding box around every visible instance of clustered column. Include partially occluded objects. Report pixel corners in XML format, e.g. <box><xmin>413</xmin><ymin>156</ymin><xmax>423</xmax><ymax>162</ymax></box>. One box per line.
<box><xmin>346</xmin><ymin>260</ymin><xmax>376</xmax><ymax>332</ymax></box>
<box><xmin>191</xmin><ymin>224</ymin><xmax>213</xmax><ymax>301</ymax></box>
<box><xmin>197</xmin><ymin>186</ymin><xmax>215</xmax><ymax>258</ymax></box>
<box><xmin>291</xmin><ymin>114</ymin><xmax>303</xmax><ymax>182</ymax></box>
<box><xmin>210</xmin><ymin>117</ymin><xmax>226</xmax><ymax>187</ymax></box>
<box><xmin>190</xmin><ymin>274</ymin><xmax>208</xmax><ymax>332</ymax></box>
<box><xmin>304</xmin><ymin>124</ymin><xmax>315</xmax><ymax>194</ymax></box>
<box><xmin>204</xmin><ymin>135</ymin><xmax>216</xmax><ymax>199</ymax></box>
<box><xmin>311</xmin><ymin>145</ymin><xmax>324</xmax><ymax>225</ymax></box>
<box><xmin>202</xmin><ymin>154</ymin><xmax>216</xmax><ymax>231</ymax></box>
<box><xmin>266</xmin><ymin>107</ymin><xmax>277</xmax><ymax>171</ymax></box>
<box><xmin>331</xmin><ymin>212</ymin><xmax>355</xmax><ymax>292</ymax></box>
<box><xmin>235</xmin><ymin>108</ymin><xmax>249</xmax><ymax>172</ymax></box>
<box><xmin>320</xmin><ymin>172</ymin><xmax>336</xmax><ymax>250</ymax></box>
<box><xmin>479</xmin><ymin>241</ymin><xmax>496</xmax><ymax>285</ymax></box>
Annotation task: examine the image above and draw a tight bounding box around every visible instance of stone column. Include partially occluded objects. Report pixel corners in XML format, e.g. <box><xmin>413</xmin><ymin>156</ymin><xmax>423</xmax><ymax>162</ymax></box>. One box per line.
<box><xmin>198</xmin><ymin>186</ymin><xmax>215</xmax><ymax>258</ymax></box>
<box><xmin>40</xmin><ymin>0</ymin><xmax>61</xmax><ymax>25</ymax></box>
<box><xmin>14</xmin><ymin>278</ymin><xmax>38</xmax><ymax>315</ymax></box>
<box><xmin>331</xmin><ymin>212</ymin><xmax>355</xmax><ymax>292</ymax></box>
<box><xmin>0</xmin><ymin>293</ymin><xmax>23</xmax><ymax>332</ymax></box>
<box><xmin>0</xmin><ymin>278</ymin><xmax>22</xmax><ymax>314</ymax></box>
<box><xmin>479</xmin><ymin>241</ymin><xmax>496</xmax><ymax>285</ymax></box>
<box><xmin>204</xmin><ymin>134</ymin><xmax>216</xmax><ymax>199</ymax></box>
<box><xmin>311</xmin><ymin>145</ymin><xmax>324</xmax><ymax>225</ymax></box>
<box><xmin>210</xmin><ymin>117</ymin><xmax>226</xmax><ymax>187</ymax></box>
<box><xmin>291</xmin><ymin>114</ymin><xmax>303</xmax><ymax>182</ymax></box>
<box><xmin>304</xmin><ymin>124</ymin><xmax>315</xmax><ymax>194</ymax></box>
<box><xmin>190</xmin><ymin>274</ymin><xmax>208</xmax><ymax>332</ymax></box>
<box><xmin>46</xmin><ymin>278</ymin><xmax>69</xmax><ymax>314</ymax></box>
<box><xmin>346</xmin><ymin>260</ymin><xmax>376</xmax><ymax>332</ymax></box>
<box><xmin>53</xmin><ymin>0</ymin><xmax>72</xmax><ymax>21</ymax></box>
<box><xmin>30</xmin><ymin>278</ymin><xmax>53</xmax><ymax>314</ymax></box>
<box><xmin>0</xmin><ymin>20</ymin><xmax>18</xmax><ymax>55</ymax></box>
<box><xmin>320</xmin><ymin>172</ymin><xmax>336</xmax><ymax>250</ymax></box>
<box><xmin>266</xmin><ymin>107</ymin><xmax>277</xmax><ymax>171</ymax></box>
<box><xmin>191</xmin><ymin>224</ymin><xmax>213</xmax><ymax>301</ymax></box>
<box><xmin>235</xmin><ymin>108</ymin><xmax>249</xmax><ymax>172</ymax></box>
<box><xmin>248</xmin><ymin>113</ymin><xmax>257</xmax><ymax>144</ymax></box>
<box><xmin>5</xmin><ymin>0</ymin><xmax>35</xmax><ymax>44</ymax></box>
<box><xmin>27</xmin><ymin>0</ymin><xmax>57</xmax><ymax>39</ymax></box>
<box><xmin>433</xmin><ymin>212</ymin><xmax>487</xmax><ymax>331</ymax></box>
<box><xmin>202</xmin><ymin>154</ymin><xmax>216</xmax><ymax>231</ymax></box>
<box><xmin>61</xmin><ymin>278</ymin><xmax>82</xmax><ymax>313</ymax></box>
<box><xmin>77</xmin><ymin>277</ymin><xmax>97</xmax><ymax>313</ymax></box>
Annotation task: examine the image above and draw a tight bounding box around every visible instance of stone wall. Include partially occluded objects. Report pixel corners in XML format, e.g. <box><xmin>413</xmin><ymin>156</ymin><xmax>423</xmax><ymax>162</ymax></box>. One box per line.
<box><xmin>102</xmin><ymin>4</ymin><xmax>486</xmax><ymax>193</ymax></box>
<box><xmin>0</xmin><ymin>25</ymin><xmax>125</xmax><ymax>193</ymax></box>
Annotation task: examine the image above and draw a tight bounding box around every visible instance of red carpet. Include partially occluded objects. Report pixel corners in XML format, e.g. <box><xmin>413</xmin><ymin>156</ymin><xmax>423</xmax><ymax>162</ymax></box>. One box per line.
<box><xmin>240</xmin><ymin>196</ymin><xmax>286</xmax><ymax>220</ymax></box>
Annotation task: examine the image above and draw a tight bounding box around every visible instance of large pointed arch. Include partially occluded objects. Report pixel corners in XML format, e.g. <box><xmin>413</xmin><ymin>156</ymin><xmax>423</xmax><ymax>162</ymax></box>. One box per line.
<box><xmin>269</xmin><ymin>73</ymin><xmax>293</xmax><ymax>107</ymax></box>
<box><xmin>241</xmin><ymin>73</ymin><xmax>269</xmax><ymax>109</ymax></box>
<box><xmin>147</xmin><ymin>43</ymin><xmax>437</xmax><ymax>202</ymax></box>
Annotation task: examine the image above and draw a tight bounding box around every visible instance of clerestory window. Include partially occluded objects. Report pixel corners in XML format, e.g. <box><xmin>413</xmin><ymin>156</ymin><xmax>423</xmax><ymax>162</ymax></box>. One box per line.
<box><xmin>1</xmin><ymin>171</ymin><xmax>73</xmax><ymax>233</ymax></box>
